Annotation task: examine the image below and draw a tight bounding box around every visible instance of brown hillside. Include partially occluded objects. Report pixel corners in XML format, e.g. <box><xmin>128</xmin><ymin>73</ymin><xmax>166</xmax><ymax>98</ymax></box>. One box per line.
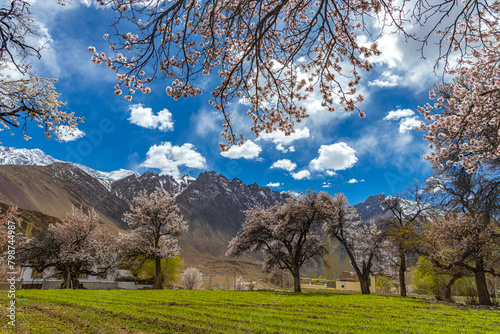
<box><xmin>0</xmin><ymin>163</ymin><xmax>128</xmax><ymax>229</ymax></box>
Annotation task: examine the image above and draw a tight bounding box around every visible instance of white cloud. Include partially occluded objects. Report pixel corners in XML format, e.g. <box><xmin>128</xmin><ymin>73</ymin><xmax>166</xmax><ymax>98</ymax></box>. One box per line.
<box><xmin>141</xmin><ymin>142</ymin><xmax>207</xmax><ymax>178</ymax></box>
<box><xmin>56</xmin><ymin>126</ymin><xmax>85</xmax><ymax>142</ymax></box>
<box><xmin>322</xmin><ymin>182</ymin><xmax>332</xmax><ymax>188</ymax></box>
<box><xmin>192</xmin><ymin>109</ymin><xmax>223</xmax><ymax>137</ymax></box>
<box><xmin>384</xmin><ymin>109</ymin><xmax>415</xmax><ymax>121</ymax></box>
<box><xmin>270</xmin><ymin>159</ymin><xmax>297</xmax><ymax>172</ymax></box>
<box><xmin>276</xmin><ymin>144</ymin><xmax>297</xmax><ymax>153</ymax></box>
<box><xmin>128</xmin><ymin>104</ymin><xmax>174</xmax><ymax>131</ymax></box>
<box><xmin>310</xmin><ymin>142</ymin><xmax>358</xmax><ymax>171</ymax></box>
<box><xmin>347</xmin><ymin>179</ymin><xmax>365</xmax><ymax>184</ymax></box>
<box><xmin>220</xmin><ymin>140</ymin><xmax>262</xmax><ymax>160</ymax></box>
<box><xmin>291</xmin><ymin>170</ymin><xmax>311</xmax><ymax>180</ymax></box>
<box><xmin>357</xmin><ymin>26</ymin><xmax>444</xmax><ymax>91</ymax></box>
<box><xmin>326</xmin><ymin>170</ymin><xmax>337</xmax><ymax>176</ymax></box>
<box><xmin>368</xmin><ymin>71</ymin><xmax>401</xmax><ymax>87</ymax></box>
<box><xmin>260</xmin><ymin>128</ymin><xmax>310</xmax><ymax>145</ymax></box>
<box><xmin>399</xmin><ymin>117</ymin><xmax>422</xmax><ymax>133</ymax></box>
<box><xmin>362</xmin><ymin>34</ymin><xmax>403</xmax><ymax>69</ymax></box>
<box><xmin>266</xmin><ymin>182</ymin><xmax>281</xmax><ymax>188</ymax></box>
<box><xmin>276</xmin><ymin>144</ymin><xmax>287</xmax><ymax>153</ymax></box>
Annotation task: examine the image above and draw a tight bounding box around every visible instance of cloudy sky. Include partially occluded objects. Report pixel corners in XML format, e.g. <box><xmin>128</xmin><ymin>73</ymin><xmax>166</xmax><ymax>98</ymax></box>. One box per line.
<box><xmin>1</xmin><ymin>1</ymin><xmax>446</xmax><ymax>204</ymax></box>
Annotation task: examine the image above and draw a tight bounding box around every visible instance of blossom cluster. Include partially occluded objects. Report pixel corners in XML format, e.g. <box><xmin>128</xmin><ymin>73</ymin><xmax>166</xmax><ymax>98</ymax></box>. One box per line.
<box><xmin>0</xmin><ymin>60</ymin><xmax>83</xmax><ymax>142</ymax></box>
<box><xmin>424</xmin><ymin>212</ymin><xmax>495</xmax><ymax>265</ymax></box>
<box><xmin>418</xmin><ymin>10</ymin><xmax>500</xmax><ymax>172</ymax></box>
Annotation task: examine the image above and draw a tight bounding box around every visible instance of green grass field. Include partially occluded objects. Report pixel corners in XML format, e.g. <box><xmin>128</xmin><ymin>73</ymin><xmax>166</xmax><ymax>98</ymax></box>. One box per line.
<box><xmin>1</xmin><ymin>289</ymin><xmax>499</xmax><ymax>333</ymax></box>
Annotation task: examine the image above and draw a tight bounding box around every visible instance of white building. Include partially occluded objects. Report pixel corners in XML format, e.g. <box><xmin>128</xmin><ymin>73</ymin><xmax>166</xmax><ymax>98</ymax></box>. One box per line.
<box><xmin>17</xmin><ymin>266</ymin><xmax>150</xmax><ymax>289</ymax></box>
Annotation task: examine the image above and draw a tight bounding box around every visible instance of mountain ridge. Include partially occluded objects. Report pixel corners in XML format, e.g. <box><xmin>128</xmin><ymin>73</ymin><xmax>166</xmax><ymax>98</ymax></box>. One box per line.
<box><xmin>0</xmin><ymin>145</ymin><xmax>139</xmax><ymax>183</ymax></box>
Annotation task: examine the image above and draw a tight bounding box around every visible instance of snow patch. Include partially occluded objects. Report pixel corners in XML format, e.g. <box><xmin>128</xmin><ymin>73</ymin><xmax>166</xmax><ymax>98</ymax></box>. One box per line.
<box><xmin>0</xmin><ymin>146</ymin><xmax>60</xmax><ymax>166</ymax></box>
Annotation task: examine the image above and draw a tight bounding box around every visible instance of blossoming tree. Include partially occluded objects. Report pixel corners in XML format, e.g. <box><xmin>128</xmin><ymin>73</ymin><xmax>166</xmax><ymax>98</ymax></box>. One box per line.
<box><xmin>119</xmin><ymin>188</ymin><xmax>188</xmax><ymax>289</ymax></box>
<box><xmin>417</xmin><ymin>1</ymin><xmax>500</xmax><ymax>172</ymax></box>
<box><xmin>423</xmin><ymin>212</ymin><xmax>500</xmax><ymax>305</ymax></box>
<box><xmin>419</xmin><ymin>47</ymin><xmax>500</xmax><ymax>172</ymax></box>
<box><xmin>17</xmin><ymin>207</ymin><xmax>118</xmax><ymax>289</ymax></box>
<box><xmin>0</xmin><ymin>1</ymin><xmax>83</xmax><ymax>141</ymax></box>
<box><xmin>181</xmin><ymin>267</ymin><xmax>203</xmax><ymax>290</ymax></box>
<box><xmin>379</xmin><ymin>181</ymin><xmax>432</xmax><ymax>297</ymax></box>
<box><xmin>322</xmin><ymin>193</ymin><xmax>390</xmax><ymax>294</ymax></box>
<box><xmin>90</xmin><ymin>0</ymin><xmax>386</xmax><ymax>150</ymax></box>
<box><xmin>226</xmin><ymin>191</ymin><xmax>327</xmax><ymax>292</ymax></box>
<box><xmin>422</xmin><ymin>166</ymin><xmax>500</xmax><ymax>305</ymax></box>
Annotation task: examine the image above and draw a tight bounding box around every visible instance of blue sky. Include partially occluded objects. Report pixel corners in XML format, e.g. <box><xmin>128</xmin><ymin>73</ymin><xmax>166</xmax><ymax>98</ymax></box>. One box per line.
<box><xmin>1</xmin><ymin>1</ymin><xmax>445</xmax><ymax>205</ymax></box>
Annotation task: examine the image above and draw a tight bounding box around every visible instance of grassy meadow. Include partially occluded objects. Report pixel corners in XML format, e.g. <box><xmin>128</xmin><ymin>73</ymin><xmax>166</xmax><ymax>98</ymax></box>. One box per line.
<box><xmin>1</xmin><ymin>289</ymin><xmax>499</xmax><ymax>333</ymax></box>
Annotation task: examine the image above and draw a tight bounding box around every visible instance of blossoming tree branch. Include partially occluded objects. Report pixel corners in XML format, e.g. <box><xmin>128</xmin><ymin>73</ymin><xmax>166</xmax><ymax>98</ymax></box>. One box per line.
<box><xmin>90</xmin><ymin>0</ymin><xmax>499</xmax><ymax>161</ymax></box>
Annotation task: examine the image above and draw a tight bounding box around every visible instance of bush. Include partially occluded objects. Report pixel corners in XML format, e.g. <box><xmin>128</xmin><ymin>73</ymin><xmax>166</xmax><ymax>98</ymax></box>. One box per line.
<box><xmin>131</xmin><ymin>256</ymin><xmax>183</xmax><ymax>288</ymax></box>
<box><xmin>376</xmin><ymin>276</ymin><xmax>395</xmax><ymax>293</ymax></box>
<box><xmin>182</xmin><ymin>267</ymin><xmax>203</xmax><ymax>290</ymax></box>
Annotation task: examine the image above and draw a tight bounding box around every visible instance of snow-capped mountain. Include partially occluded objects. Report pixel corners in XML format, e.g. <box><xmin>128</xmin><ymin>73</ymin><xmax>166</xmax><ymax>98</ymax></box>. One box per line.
<box><xmin>281</xmin><ymin>190</ymin><xmax>301</xmax><ymax>199</ymax></box>
<box><xmin>353</xmin><ymin>194</ymin><xmax>387</xmax><ymax>222</ymax></box>
<box><xmin>0</xmin><ymin>146</ymin><xmax>60</xmax><ymax>166</ymax></box>
<box><xmin>0</xmin><ymin>146</ymin><xmax>139</xmax><ymax>182</ymax></box>
<box><xmin>177</xmin><ymin>174</ymin><xmax>196</xmax><ymax>188</ymax></box>
<box><xmin>73</xmin><ymin>163</ymin><xmax>140</xmax><ymax>182</ymax></box>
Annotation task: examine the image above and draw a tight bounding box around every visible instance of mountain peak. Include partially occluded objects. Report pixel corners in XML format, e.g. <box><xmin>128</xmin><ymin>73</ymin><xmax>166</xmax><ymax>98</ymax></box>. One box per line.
<box><xmin>353</xmin><ymin>193</ymin><xmax>387</xmax><ymax>222</ymax></box>
<box><xmin>0</xmin><ymin>146</ymin><xmax>60</xmax><ymax>166</ymax></box>
<box><xmin>0</xmin><ymin>146</ymin><xmax>140</xmax><ymax>182</ymax></box>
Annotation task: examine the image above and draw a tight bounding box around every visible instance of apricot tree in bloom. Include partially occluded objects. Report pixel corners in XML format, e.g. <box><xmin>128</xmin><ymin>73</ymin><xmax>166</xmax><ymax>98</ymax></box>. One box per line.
<box><xmin>0</xmin><ymin>1</ymin><xmax>83</xmax><ymax>141</ymax></box>
<box><xmin>90</xmin><ymin>1</ymin><xmax>500</xmax><ymax>149</ymax></box>
<box><xmin>0</xmin><ymin>60</ymin><xmax>83</xmax><ymax>141</ymax></box>
<box><xmin>418</xmin><ymin>6</ymin><xmax>500</xmax><ymax>172</ymax></box>
<box><xmin>423</xmin><ymin>212</ymin><xmax>500</xmax><ymax>305</ymax></box>
<box><xmin>181</xmin><ymin>267</ymin><xmax>203</xmax><ymax>290</ymax></box>
<box><xmin>322</xmin><ymin>193</ymin><xmax>390</xmax><ymax>294</ymax></box>
<box><xmin>226</xmin><ymin>191</ymin><xmax>328</xmax><ymax>292</ymax></box>
<box><xmin>423</xmin><ymin>166</ymin><xmax>500</xmax><ymax>305</ymax></box>
<box><xmin>379</xmin><ymin>181</ymin><xmax>432</xmax><ymax>297</ymax></box>
<box><xmin>17</xmin><ymin>207</ymin><xmax>118</xmax><ymax>289</ymax></box>
<box><xmin>120</xmin><ymin>188</ymin><xmax>188</xmax><ymax>289</ymax></box>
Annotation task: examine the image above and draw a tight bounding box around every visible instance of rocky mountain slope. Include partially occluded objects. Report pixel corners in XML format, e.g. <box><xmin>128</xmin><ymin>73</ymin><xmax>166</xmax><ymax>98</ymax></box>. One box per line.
<box><xmin>0</xmin><ymin>163</ymin><xmax>130</xmax><ymax>229</ymax></box>
<box><xmin>0</xmin><ymin>146</ymin><xmax>289</xmax><ymax>267</ymax></box>
<box><xmin>0</xmin><ymin>146</ymin><xmax>139</xmax><ymax>182</ymax></box>
<box><xmin>353</xmin><ymin>193</ymin><xmax>387</xmax><ymax>222</ymax></box>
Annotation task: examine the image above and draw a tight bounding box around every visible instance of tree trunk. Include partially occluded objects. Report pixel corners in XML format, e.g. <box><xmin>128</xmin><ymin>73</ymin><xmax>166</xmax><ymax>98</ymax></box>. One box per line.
<box><xmin>61</xmin><ymin>267</ymin><xmax>74</xmax><ymax>289</ymax></box>
<box><xmin>399</xmin><ymin>252</ymin><xmax>406</xmax><ymax>297</ymax></box>
<box><xmin>292</xmin><ymin>268</ymin><xmax>301</xmax><ymax>293</ymax></box>
<box><xmin>154</xmin><ymin>257</ymin><xmax>163</xmax><ymax>289</ymax></box>
<box><xmin>475</xmin><ymin>270</ymin><xmax>492</xmax><ymax>305</ymax></box>
<box><xmin>341</xmin><ymin>240</ymin><xmax>371</xmax><ymax>294</ymax></box>
<box><xmin>61</xmin><ymin>270</ymin><xmax>71</xmax><ymax>289</ymax></box>
<box><xmin>359</xmin><ymin>273</ymin><xmax>371</xmax><ymax>294</ymax></box>
<box><xmin>444</xmin><ymin>274</ymin><xmax>460</xmax><ymax>302</ymax></box>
